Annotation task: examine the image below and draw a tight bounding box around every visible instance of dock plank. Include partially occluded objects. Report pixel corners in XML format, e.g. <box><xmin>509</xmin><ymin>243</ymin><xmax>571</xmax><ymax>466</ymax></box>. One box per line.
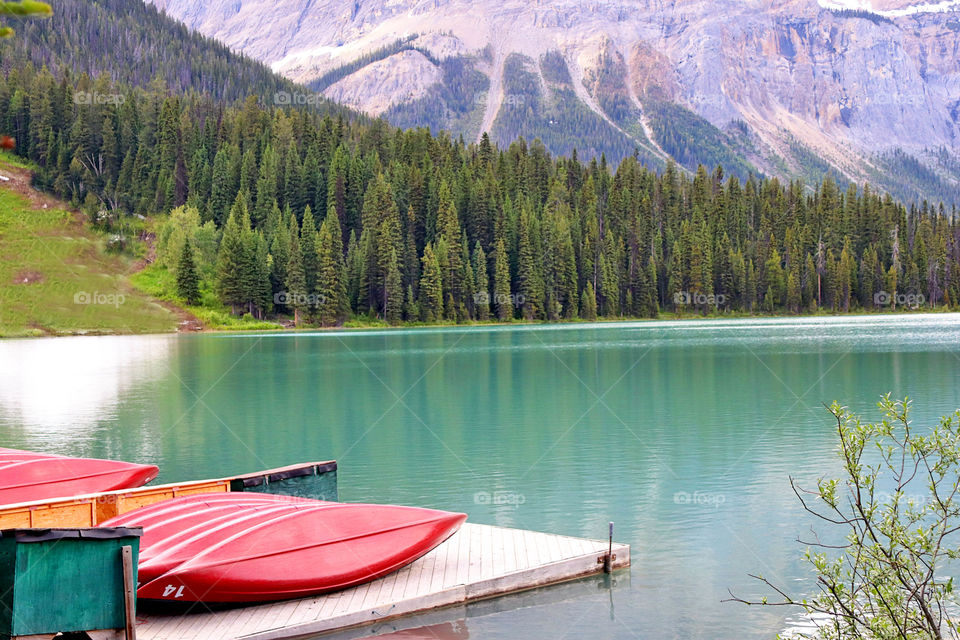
<box><xmin>138</xmin><ymin>523</ymin><xmax>630</xmax><ymax>640</ymax></box>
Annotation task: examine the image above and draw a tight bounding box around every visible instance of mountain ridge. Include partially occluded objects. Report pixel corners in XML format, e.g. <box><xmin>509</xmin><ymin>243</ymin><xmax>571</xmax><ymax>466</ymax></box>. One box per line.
<box><xmin>148</xmin><ymin>0</ymin><xmax>960</xmax><ymax>204</ymax></box>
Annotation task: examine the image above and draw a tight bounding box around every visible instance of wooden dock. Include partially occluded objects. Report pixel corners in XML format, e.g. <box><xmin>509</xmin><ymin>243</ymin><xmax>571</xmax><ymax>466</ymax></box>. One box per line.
<box><xmin>137</xmin><ymin>523</ymin><xmax>631</xmax><ymax>640</ymax></box>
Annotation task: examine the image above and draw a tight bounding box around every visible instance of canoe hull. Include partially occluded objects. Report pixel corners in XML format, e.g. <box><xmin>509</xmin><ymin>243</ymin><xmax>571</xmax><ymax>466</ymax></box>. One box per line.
<box><xmin>0</xmin><ymin>449</ymin><xmax>158</xmax><ymax>505</ymax></box>
<box><xmin>119</xmin><ymin>495</ymin><xmax>466</xmax><ymax>604</ymax></box>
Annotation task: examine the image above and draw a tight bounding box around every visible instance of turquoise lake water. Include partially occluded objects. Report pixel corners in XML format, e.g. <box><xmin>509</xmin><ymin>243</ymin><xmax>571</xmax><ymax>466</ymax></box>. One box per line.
<box><xmin>1</xmin><ymin>314</ymin><xmax>959</xmax><ymax>638</ymax></box>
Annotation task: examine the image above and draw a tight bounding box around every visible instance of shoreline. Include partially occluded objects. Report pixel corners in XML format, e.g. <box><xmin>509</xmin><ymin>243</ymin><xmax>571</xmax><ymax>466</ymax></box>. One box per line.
<box><xmin>2</xmin><ymin>308</ymin><xmax>956</xmax><ymax>341</ymax></box>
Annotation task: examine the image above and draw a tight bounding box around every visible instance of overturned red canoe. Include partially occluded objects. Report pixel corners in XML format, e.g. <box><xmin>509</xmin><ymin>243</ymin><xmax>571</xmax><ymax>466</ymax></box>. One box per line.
<box><xmin>0</xmin><ymin>448</ymin><xmax>158</xmax><ymax>505</ymax></box>
<box><xmin>103</xmin><ymin>493</ymin><xmax>324</xmax><ymax>582</ymax></box>
<box><xmin>103</xmin><ymin>493</ymin><xmax>466</xmax><ymax>603</ymax></box>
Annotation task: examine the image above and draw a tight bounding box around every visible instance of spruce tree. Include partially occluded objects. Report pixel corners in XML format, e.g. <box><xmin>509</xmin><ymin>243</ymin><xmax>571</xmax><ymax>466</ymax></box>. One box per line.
<box><xmin>300</xmin><ymin>205</ymin><xmax>319</xmax><ymax>298</ymax></box>
<box><xmin>216</xmin><ymin>196</ymin><xmax>250</xmax><ymax>313</ymax></box>
<box><xmin>385</xmin><ymin>248</ymin><xmax>403</xmax><ymax>325</ymax></box>
<box><xmin>581</xmin><ymin>281</ymin><xmax>598</xmax><ymax>321</ymax></box>
<box><xmin>473</xmin><ymin>241</ymin><xmax>490</xmax><ymax>321</ymax></box>
<box><xmin>315</xmin><ymin>207</ymin><xmax>350</xmax><ymax>326</ymax></box>
<box><xmin>435</xmin><ymin>181</ymin><xmax>464</xmax><ymax>310</ymax></box>
<box><xmin>668</xmin><ymin>241</ymin><xmax>684</xmax><ymax>310</ymax></box>
<box><xmin>315</xmin><ymin>213</ymin><xmax>349</xmax><ymax>326</ymax></box>
<box><xmin>253</xmin><ymin>145</ymin><xmax>278</xmax><ymax>228</ymax></box>
<box><xmin>419</xmin><ymin>244</ymin><xmax>443</xmax><ymax>322</ymax></box>
<box><xmin>207</xmin><ymin>145</ymin><xmax>236</xmax><ymax>225</ymax></box>
<box><xmin>268</xmin><ymin>203</ymin><xmax>289</xmax><ymax>305</ymax></box>
<box><xmin>176</xmin><ymin>238</ymin><xmax>201</xmax><ymax>305</ymax></box>
<box><xmin>286</xmin><ymin>231</ymin><xmax>308</xmax><ymax>327</ymax></box>
<box><xmin>517</xmin><ymin>208</ymin><xmax>543</xmax><ymax>320</ymax></box>
<box><xmin>493</xmin><ymin>237</ymin><xmax>512</xmax><ymax>321</ymax></box>
<box><xmin>252</xmin><ymin>232</ymin><xmax>272</xmax><ymax>318</ymax></box>
<box><xmin>215</xmin><ymin>199</ymin><xmax>248</xmax><ymax>314</ymax></box>
<box><xmin>404</xmin><ymin>284</ymin><xmax>420</xmax><ymax>322</ymax></box>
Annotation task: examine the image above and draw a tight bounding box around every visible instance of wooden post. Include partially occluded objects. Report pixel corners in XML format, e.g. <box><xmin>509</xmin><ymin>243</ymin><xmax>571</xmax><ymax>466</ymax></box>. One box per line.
<box><xmin>603</xmin><ymin>522</ymin><xmax>613</xmax><ymax>573</ymax></box>
<box><xmin>121</xmin><ymin>545</ymin><xmax>137</xmax><ymax>640</ymax></box>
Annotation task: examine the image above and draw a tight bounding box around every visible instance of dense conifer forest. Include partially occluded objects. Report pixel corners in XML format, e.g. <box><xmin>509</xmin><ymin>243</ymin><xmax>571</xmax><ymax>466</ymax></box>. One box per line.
<box><xmin>0</xmin><ymin>1</ymin><xmax>957</xmax><ymax>326</ymax></box>
<box><xmin>0</xmin><ymin>0</ymin><xmax>311</xmax><ymax>104</ymax></box>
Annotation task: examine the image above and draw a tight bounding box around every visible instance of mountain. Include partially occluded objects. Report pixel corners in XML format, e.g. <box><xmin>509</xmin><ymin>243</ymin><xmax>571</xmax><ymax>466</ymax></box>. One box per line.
<box><xmin>0</xmin><ymin>0</ymin><xmax>956</xmax><ymax>333</ymax></box>
<box><xmin>148</xmin><ymin>0</ymin><xmax>960</xmax><ymax>204</ymax></box>
<box><xmin>0</xmin><ymin>0</ymin><xmax>345</xmax><ymax>111</ymax></box>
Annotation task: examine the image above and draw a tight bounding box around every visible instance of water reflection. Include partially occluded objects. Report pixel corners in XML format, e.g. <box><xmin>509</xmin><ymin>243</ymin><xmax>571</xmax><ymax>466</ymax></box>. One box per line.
<box><xmin>0</xmin><ymin>334</ymin><xmax>172</xmax><ymax>451</ymax></box>
<box><xmin>331</xmin><ymin>573</ymin><xmax>630</xmax><ymax>640</ymax></box>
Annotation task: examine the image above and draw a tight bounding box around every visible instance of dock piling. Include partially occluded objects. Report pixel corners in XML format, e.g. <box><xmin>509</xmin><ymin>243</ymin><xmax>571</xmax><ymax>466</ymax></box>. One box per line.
<box><xmin>603</xmin><ymin>522</ymin><xmax>614</xmax><ymax>573</ymax></box>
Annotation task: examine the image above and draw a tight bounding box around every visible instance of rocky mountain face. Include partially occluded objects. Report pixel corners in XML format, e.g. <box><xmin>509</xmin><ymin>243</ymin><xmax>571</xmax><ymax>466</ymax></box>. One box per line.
<box><xmin>149</xmin><ymin>0</ymin><xmax>960</xmax><ymax>203</ymax></box>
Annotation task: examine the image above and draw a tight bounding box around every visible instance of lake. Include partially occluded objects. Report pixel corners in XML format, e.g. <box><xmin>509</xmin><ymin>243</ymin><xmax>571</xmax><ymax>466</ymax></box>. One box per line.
<box><xmin>1</xmin><ymin>314</ymin><xmax>959</xmax><ymax>639</ymax></box>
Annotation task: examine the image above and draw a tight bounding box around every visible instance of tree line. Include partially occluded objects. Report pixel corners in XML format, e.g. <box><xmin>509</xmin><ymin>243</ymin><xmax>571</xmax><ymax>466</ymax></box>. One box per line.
<box><xmin>1</xmin><ymin>65</ymin><xmax>959</xmax><ymax>325</ymax></box>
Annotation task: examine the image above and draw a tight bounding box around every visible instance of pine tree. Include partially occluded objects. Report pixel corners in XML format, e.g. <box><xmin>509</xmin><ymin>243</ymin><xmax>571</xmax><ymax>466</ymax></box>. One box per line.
<box><xmin>286</xmin><ymin>230</ymin><xmax>308</xmax><ymax>326</ymax></box>
<box><xmin>345</xmin><ymin>230</ymin><xmax>365</xmax><ymax>311</ymax></box>
<box><xmin>215</xmin><ymin>196</ymin><xmax>250</xmax><ymax>314</ymax></box>
<box><xmin>764</xmin><ymin>248</ymin><xmax>786</xmax><ymax>309</ymax></box>
<box><xmin>803</xmin><ymin>254</ymin><xmax>817</xmax><ymax>311</ymax></box>
<box><xmin>240</xmin><ymin>209</ymin><xmax>260</xmax><ymax>316</ymax></box>
<box><xmin>315</xmin><ymin>213</ymin><xmax>349</xmax><ymax>326</ymax></box>
<box><xmin>252</xmin><ymin>232</ymin><xmax>272</xmax><ymax>318</ymax></box>
<box><xmin>645</xmin><ymin>258</ymin><xmax>659</xmax><ymax>317</ymax></box>
<box><xmin>268</xmin><ymin>204</ymin><xmax>289</xmax><ymax>305</ymax></box>
<box><xmin>283</xmin><ymin>140</ymin><xmax>303</xmax><ymax>216</ymax></box>
<box><xmin>302</xmin><ymin>145</ymin><xmax>321</xmax><ymax>212</ymax></box>
<box><xmin>599</xmin><ymin>239</ymin><xmax>621</xmax><ymax>317</ymax></box>
<box><xmin>555</xmin><ymin>211</ymin><xmax>578</xmax><ymax>319</ymax></box>
<box><xmin>207</xmin><ymin>145</ymin><xmax>237</xmax><ymax>225</ymax></box>
<box><xmin>517</xmin><ymin>207</ymin><xmax>543</xmax><ymax>320</ymax></box>
<box><xmin>385</xmin><ymin>248</ymin><xmax>403</xmax><ymax>325</ymax></box>
<box><xmin>581</xmin><ymin>281</ymin><xmax>598</xmax><ymax>321</ymax></box>
<box><xmin>473</xmin><ymin>241</ymin><xmax>490</xmax><ymax>321</ymax></box>
<box><xmin>668</xmin><ymin>241</ymin><xmax>684</xmax><ymax>310</ymax></box>
<box><xmin>253</xmin><ymin>145</ymin><xmax>278</xmax><ymax>228</ymax></box>
<box><xmin>493</xmin><ymin>237</ymin><xmax>512</xmax><ymax>321</ymax></box>
<box><xmin>176</xmin><ymin>238</ymin><xmax>201</xmax><ymax>305</ymax></box>
<box><xmin>435</xmin><ymin>181</ymin><xmax>464</xmax><ymax>310</ymax></box>
<box><xmin>419</xmin><ymin>243</ymin><xmax>443</xmax><ymax>322</ymax></box>
<box><xmin>839</xmin><ymin>241</ymin><xmax>855</xmax><ymax>312</ymax></box>
<box><xmin>300</xmin><ymin>205</ymin><xmax>319</xmax><ymax>298</ymax></box>
<box><xmin>786</xmin><ymin>270</ymin><xmax>801</xmax><ymax>313</ymax></box>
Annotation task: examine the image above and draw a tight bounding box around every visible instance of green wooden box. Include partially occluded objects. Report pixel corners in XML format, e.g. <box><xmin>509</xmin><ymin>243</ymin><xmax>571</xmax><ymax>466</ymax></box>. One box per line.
<box><xmin>0</xmin><ymin>527</ymin><xmax>141</xmax><ymax>640</ymax></box>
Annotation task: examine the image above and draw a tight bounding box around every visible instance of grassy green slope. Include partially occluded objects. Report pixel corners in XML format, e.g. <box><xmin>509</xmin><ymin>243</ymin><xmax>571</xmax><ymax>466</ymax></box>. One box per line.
<box><xmin>0</xmin><ymin>158</ymin><xmax>176</xmax><ymax>337</ymax></box>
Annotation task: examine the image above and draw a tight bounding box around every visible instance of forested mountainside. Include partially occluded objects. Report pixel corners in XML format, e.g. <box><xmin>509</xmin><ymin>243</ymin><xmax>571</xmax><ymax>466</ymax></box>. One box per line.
<box><xmin>149</xmin><ymin>0</ymin><xmax>960</xmax><ymax>206</ymax></box>
<box><xmin>0</xmin><ymin>0</ymin><xmax>957</xmax><ymax>328</ymax></box>
<box><xmin>0</xmin><ymin>0</ymin><xmax>344</xmax><ymax>108</ymax></box>
<box><xmin>1</xmin><ymin>64</ymin><xmax>956</xmax><ymax>326</ymax></box>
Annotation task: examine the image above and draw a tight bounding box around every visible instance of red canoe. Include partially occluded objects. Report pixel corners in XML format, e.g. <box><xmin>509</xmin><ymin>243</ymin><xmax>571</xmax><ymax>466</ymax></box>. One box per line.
<box><xmin>0</xmin><ymin>448</ymin><xmax>158</xmax><ymax>505</ymax></box>
<box><xmin>102</xmin><ymin>493</ymin><xmax>466</xmax><ymax>603</ymax></box>
<box><xmin>103</xmin><ymin>494</ymin><xmax>324</xmax><ymax>582</ymax></box>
